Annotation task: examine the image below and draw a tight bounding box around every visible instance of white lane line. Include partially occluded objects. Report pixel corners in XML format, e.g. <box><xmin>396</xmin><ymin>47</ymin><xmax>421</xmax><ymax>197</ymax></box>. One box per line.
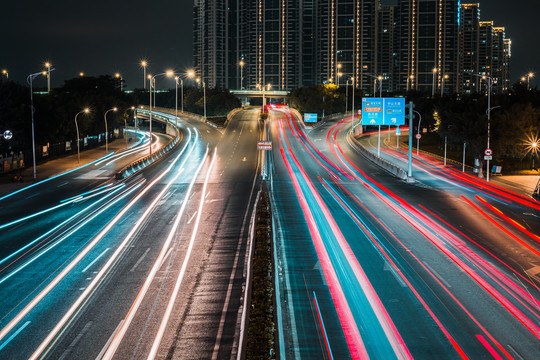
<box><xmin>95</xmin><ymin>320</ymin><xmax>124</xmax><ymax>360</ymax></box>
<box><xmin>187</xmin><ymin>211</ymin><xmax>197</xmax><ymax>224</ymax></box>
<box><xmin>215</xmin><ymin>165</ymin><xmax>258</xmax><ymax>360</ymax></box>
<box><xmin>148</xmin><ymin>147</ymin><xmax>217</xmax><ymax>360</ymax></box>
<box><xmin>422</xmin><ymin>261</ymin><xmax>452</xmax><ymax>289</ymax></box>
<box><xmin>159</xmin><ymin>248</ymin><xmax>174</xmax><ymax>270</ymax></box>
<box><xmin>205</xmin><ymin>191</ymin><xmax>211</xmax><ymax>199</ymax></box>
<box><xmin>130</xmin><ymin>248</ymin><xmax>151</xmax><ymax>273</ymax></box>
<box><xmin>27</xmin><ymin>130</ymin><xmax>198</xmax><ymax>360</ymax></box>
<box><xmin>101</xmin><ymin>146</ymin><xmax>207</xmax><ymax>360</ymax></box>
<box><xmin>82</xmin><ymin>248</ymin><xmax>110</xmax><ymax>273</ymax></box>
<box><xmin>0</xmin><ymin>321</ymin><xmax>30</xmax><ymax>351</ymax></box>
<box><xmin>58</xmin><ymin>321</ymin><xmax>93</xmax><ymax>360</ymax></box>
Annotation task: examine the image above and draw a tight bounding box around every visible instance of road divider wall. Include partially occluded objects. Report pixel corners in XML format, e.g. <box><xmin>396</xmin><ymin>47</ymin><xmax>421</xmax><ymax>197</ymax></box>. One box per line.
<box><xmin>116</xmin><ymin>109</ymin><xmax>181</xmax><ymax>179</ymax></box>
<box><xmin>349</xmin><ymin>132</ymin><xmax>408</xmax><ymax>180</ymax></box>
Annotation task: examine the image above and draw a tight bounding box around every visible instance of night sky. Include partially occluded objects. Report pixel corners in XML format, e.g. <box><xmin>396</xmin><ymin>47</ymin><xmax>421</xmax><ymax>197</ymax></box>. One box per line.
<box><xmin>1</xmin><ymin>0</ymin><xmax>537</xmax><ymax>89</ymax></box>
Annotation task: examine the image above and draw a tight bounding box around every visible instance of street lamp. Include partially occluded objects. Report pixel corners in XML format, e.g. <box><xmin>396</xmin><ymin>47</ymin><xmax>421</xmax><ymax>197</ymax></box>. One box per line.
<box><xmin>174</xmin><ymin>76</ymin><xmax>183</xmax><ymax>128</ymax></box>
<box><xmin>75</xmin><ymin>108</ymin><xmax>90</xmax><ymax>164</ymax></box>
<box><xmin>526</xmin><ymin>72</ymin><xmax>534</xmax><ymax>90</ymax></box>
<box><xmin>149</xmin><ymin>70</ymin><xmax>174</xmax><ymax>154</ymax></box>
<box><xmin>79</xmin><ymin>72</ymin><xmax>85</xmax><ymax>77</ymax></box>
<box><xmin>432</xmin><ymin>68</ymin><xmax>437</xmax><ymax>97</ymax></box>
<box><xmin>115</xmin><ymin>73</ymin><xmax>123</xmax><ymax>92</ymax></box>
<box><xmin>406</xmin><ymin>75</ymin><xmax>413</xmax><ymax>91</ymax></box>
<box><xmin>441</xmin><ymin>74</ymin><xmax>449</xmax><ymax>97</ymax></box>
<box><xmin>44</xmin><ymin>62</ymin><xmax>52</xmax><ymax>92</ymax></box>
<box><xmin>533</xmin><ymin>141</ymin><xmax>538</xmax><ymax>170</ymax></box>
<box><xmin>141</xmin><ymin>60</ymin><xmax>148</xmax><ymax>89</ymax></box>
<box><xmin>1</xmin><ymin>69</ymin><xmax>8</xmax><ymax>79</ymax></box>
<box><xmin>239</xmin><ymin>60</ymin><xmax>245</xmax><ymax>89</ymax></box>
<box><xmin>104</xmin><ymin>107</ymin><xmax>118</xmax><ymax>153</ymax></box>
<box><xmin>27</xmin><ymin>68</ymin><xmax>54</xmax><ymax>179</ymax></box>
<box><xmin>415</xmin><ymin>110</ymin><xmax>422</xmax><ymax>155</ymax></box>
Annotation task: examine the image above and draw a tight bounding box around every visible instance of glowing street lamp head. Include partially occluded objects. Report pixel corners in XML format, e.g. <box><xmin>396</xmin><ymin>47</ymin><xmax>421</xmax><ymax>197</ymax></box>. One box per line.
<box><xmin>521</xmin><ymin>77</ymin><xmax>526</xmax><ymax>82</ymax></box>
<box><xmin>113</xmin><ymin>107</ymin><xmax>118</xmax><ymax>112</ymax></box>
<box><xmin>239</xmin><ymin>60</ymin><xmax>245</xmax><ymax>67</ymax></box>
<box><xmin>378</xmin><ymin>75</ymin><xmax>383</xmax><ymax>81</ymax></box>
<box><xmin>2</xmin><ymin>69</ymin><xmax>7</xmax><ymax>75</ymax></box>
<box><xmin>195</xmin><ymin>77</ymin><xmax>200</xmax><ymax>83</ymax></box>
<box><xmin>337</xmin><ymin>63</ymin><xmax>342</xmax><ymax>69</ymax></box>
<box><xmin>45</xmin><ymin>62</ymin><xmax>51</xmax><ymax>68</ymax></box>
<box><xmin>115</xmin><ymin>73</ymin><xmax>121</xmax><ymax>78</ymax></box>
<box><xmin>141</xmin><ymin>60</ymin><xmax>147</xmax><ymax>67</ymax></box>
<box><xmin>187</xmin><ymin>70</ymin><xmax>195</xmax><ymax>78</ymax></box>
<box><xmin>42</xmin><ymin>71</ymin><xmax>47</xmax><ymax>76</ymax></box>
<box><xmin>433</xmin><ymin>68</ymin><xmax>437</xmax><ymax>73</ymax></box>
<box><xmin>131</xmin><ymin>106</ymin><xmax>135</xmax><ymax>110</ymax></box>
<box><xmin>147</xmin><ymin>74</ymin><xmax>152</xmax><ymax>79</ymax></box>
<box><xmin>528</xmin><ymin>72</ymin><xmax>534</xmax><ymax>78</ymax></box>
<box><xmin>83</xmin><ymin>108</ymin><xmax>90</xmax><ymax>113</ymax></box>
<box><xmin>444</xmin><ymin>74</ymin><xmax>449</xmax><ymax>79</ymax></box>
<box><xmin>80</xmin><ymin>72</ymin><xmax>85</xmax><ymax>77</ymax></box>
<box><xmin>166</xmin><ymin>70</ymin><xmax>174</xmax><ymax>77</ymax></box>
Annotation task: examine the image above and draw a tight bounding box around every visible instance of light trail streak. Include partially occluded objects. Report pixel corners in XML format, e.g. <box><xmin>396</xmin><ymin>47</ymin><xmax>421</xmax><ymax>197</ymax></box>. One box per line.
<box><xmin>278</xmin><ymin>147</ymin><xmax>368</xmax><ymax>360</ymax></box>
<box><xmin>326</xmin><ymin>119</ymin><xmax>536</xmax><ymax>357</ymax></box>
<box><xmin>0</xmin><ymin>181</ymin><xmax>142</xmax><ymax>344</ymax></box>
<box><xmin>0</xmin><ymin>183</ymin><xmax>128</xmax><ymax>285</ymax></box>
<box><xmin>313</xmin><ymin>291</ymin><xmax>334</xmax><ymax>360</ymax></box>
<box><xmin>101</xmin><ymin>145</ymin><xmax>207</xmax><ymax>360</ymax></box>
<box><xmin>1</xmin><ymin>129</ymin><xmax>197</xmax><ymax>358</ymax></box>
<box><xmin>0</xmin><ymin>183</ymin><xmax>120</xmax><ymax>231</ymax></box>
<box><xmin>324</xmin><ymin>179</ymin><xmax>469</xmax><ymax>359</ymax></box>
<box><xmin>148</xmin><ymin>147</ymin><xmax>216</xmax><ymax>360</ymax></box>
<box><xmin>0</xmin><ymin>152</ymin><xmax>115</xmax><ymax>201</ymax></box>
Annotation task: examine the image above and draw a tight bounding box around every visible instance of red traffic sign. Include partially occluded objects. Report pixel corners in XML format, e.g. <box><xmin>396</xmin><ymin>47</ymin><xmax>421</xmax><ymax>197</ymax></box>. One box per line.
<box><xmin>485</xmin><ymin>148</ymin><xmax>492</xmax><ymax>156</ymax></box>
<box><xmin>415</xmin><ymin>134</ymin><xmax>421</xmax><ymax>140</ymax></box>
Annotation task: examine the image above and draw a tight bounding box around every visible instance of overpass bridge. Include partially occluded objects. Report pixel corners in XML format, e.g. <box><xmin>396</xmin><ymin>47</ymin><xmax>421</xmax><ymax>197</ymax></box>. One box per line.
<box><xmin>229</xmin><ymin>89</ymin><xmax>289</xmax><ymax>99</ymax></box>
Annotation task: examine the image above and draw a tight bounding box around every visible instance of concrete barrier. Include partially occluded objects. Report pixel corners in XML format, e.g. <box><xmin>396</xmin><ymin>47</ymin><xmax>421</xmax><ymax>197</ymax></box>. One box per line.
<box><xmin>348</xmin><ymin>132</ymin><xmax>408</xmax><ymax>180</ymax></box>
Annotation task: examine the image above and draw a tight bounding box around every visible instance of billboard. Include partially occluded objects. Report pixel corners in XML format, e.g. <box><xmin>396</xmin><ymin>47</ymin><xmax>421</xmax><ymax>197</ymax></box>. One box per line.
<box><xmin>362</xmin><ymin>98</ymin><xmax>405</xmax><ymax>126</ymax></box>
<box><xmin>304</xmin><ymin>113</ymin><xmax>318</xmax><ymax>123</ymax></box>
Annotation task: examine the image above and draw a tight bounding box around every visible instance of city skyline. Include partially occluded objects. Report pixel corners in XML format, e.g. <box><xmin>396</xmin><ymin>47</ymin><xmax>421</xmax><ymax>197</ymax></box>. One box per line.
<box><xmin>1</xmin><ymin>0</ymin><xmax>537</xmax><ymax>89</ymax></box>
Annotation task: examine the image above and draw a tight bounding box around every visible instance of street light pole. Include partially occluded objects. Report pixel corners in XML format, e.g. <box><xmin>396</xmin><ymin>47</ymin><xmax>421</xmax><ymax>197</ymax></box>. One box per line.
<box><xmin>75</xmin><ymin>109</ymin><xmax>90</xmax><ymax>164</ymax></box>
<box><xmin>45</xmin><ymin>62</ymin><xmax>51</xmax><ymax>93</ymax></box>
<box><xmin>141</xmin><ymin>60</ymin><xmax>147</xmax><ymax>89</ymax></box>
<box><xmin>2</xmin><ymin>69</ymin><xmax>8</xmax><ymax>79</ymax></box>
<box><xmin>239</xmin><ymin>60</ymin><xmax>245</xmax><ymax>89</ymax></box>
<box><xmin>415</xmin><ymin>110</ymin><xmax>422</xmax><ymax>155</ymax></box>
<box><xmin>175</xmin><ymin>76</ymin><xmax>179</xmax><ymax>128</ymax></box>
<box><xmin>115</xmin><ymin>73</ymin><xmax>123</xmax><ymax>92</ymax></box>
<box><xmin>148</xmin><ymin>70</ymin><xmax>174</xmax><ymax>155</ymax></box>
<box><xmin>432</xmin><ymin>68</ymin><xmax>437</xmax><ymax>97</ymax></box>
<box><xmin>27</xmin><ymin>68</ymin><xmax>54</xmax><ymax>179</ymax></box>
<box><xmin>441</xmin><ymin>74</ymin><xmax>448</xmax><ymax>97</ymax></box>
<box><xmin>203</xmin><ymin>81</ymin><xmax>207</xmax><ymax>120</ymax></box>
<box><xmin>104</xmin><ymin>107</ymin><xmax>117</xmax><ymax>153</ymax></box>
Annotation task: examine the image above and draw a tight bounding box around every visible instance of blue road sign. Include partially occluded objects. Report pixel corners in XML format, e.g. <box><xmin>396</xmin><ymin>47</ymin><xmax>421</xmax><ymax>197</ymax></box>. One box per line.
<box><xmin>396</xmin><ymin>127</ymin><xmax>401</xmax><ymax>136</ymax></box>
<box><xmin>362</xmin><ymin>97</ymin><xmax>405</xmax><ymax>126</ymax></box>
<box><xmin>304</xmin><ymin>113</ymin><xmax>318</xmax><ymax>123</ymax></box>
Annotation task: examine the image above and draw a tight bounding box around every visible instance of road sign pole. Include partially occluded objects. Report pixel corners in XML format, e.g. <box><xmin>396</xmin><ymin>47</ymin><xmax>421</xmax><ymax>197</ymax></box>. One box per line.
<box><xmin>408</xmin><ymin>102</ymin><xmax>413</xmax><ymax>179</ymax></box>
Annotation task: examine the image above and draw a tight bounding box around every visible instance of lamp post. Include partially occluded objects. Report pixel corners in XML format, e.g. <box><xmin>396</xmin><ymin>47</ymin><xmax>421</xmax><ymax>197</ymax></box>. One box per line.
<box><xmin>79</xmin><ymin>72</ymin><xmax>85</xmax><ymax>77</ymax></box>
<box><xmin>406</xmin><ymin>75</ymin><xmax>413</xmax><ymax>91</ymax></box>
<box><xmin>415</xmin><ymin>110</ymin><xmax>422</xmax><ymax>155</ymax></box>
<box><xmin>149</xmin><ymin>71</ymin><xmax>174</xmax><ymax>155</ymax></box>
<box><xmin>337</xmin><ymin>64</ymin><xmax>342</xmax><ymax>86</ymax></box>
<box><xmin>104</xmin><ymin>107</ymin><xmax>117</xmax><ymax>153</ymax></box>
<box><xmin>125</xmin><ymin>106</ymin><xmax>135</xmax><ymax>148</ymax></box>
<box><xmin>441</xmin><ymin>74</ymin><xmax>449</xmax><ymax>97</ymax></box>
<box><xmin>239</xmin><ymin>60</ymin><xmax>245</xmax><ymax>89</ymax></box>
<box><xmin>115</xmin><ymin>73</ymin><xmax>123</xmax><ymax>92</ymax></box>
<box><xmin>526</xmin><ymin>72</ymin><xmax>534</xmax><ymax>90</ymax></box>
<box><xmin>196</xmin><ymin>77</ymin><xmax>207</xmax><ymax>120</ymax></box>
<box><xmin>141</xmin><ymin>60</ymin><xmax>148</xmax><ymax>89</ymax></box>
<box><xmin>27</xmin><ymin>68</ymin><xmax>54</xmax><ymax>179</ymax></box>
<box><xmin>75</xmin><ymin>109</ymin><xmax>90</xmax><ymax>164</ymax></box>
<box><xmin>346</xmin><ymin>78</ymin><xmax>353</xmax><ymax>115</ymax></box>
<box><xmin>432</xmin><ymin>68</ymin><xmax>437</xmax><ymax>97</ymax></box>
<box><xmin>45</xmin><ymin>62</ymin><xmax>52</xmax><ymax>93</ymax></box>
<box><xmin>1</xmin><ymin>69</ymin><xmax>8</xmax><ymax>79</ymax></box>
<box><xmin>532</xmin><ymin>142</ymin><xmax>538</xmax><ymax>170</ymax></box>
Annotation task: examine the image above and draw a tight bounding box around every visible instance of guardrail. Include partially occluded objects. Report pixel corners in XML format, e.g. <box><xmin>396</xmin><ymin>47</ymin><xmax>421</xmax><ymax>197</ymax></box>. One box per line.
<box><xmin>116</xmin><ymin>109</ymin><xmax>181</xmax><ymax>179</ymax></box>
<box><xmin>348</xmin><ymin>132</ymin><xmax>408</xmax><ymax>180</ymax></box>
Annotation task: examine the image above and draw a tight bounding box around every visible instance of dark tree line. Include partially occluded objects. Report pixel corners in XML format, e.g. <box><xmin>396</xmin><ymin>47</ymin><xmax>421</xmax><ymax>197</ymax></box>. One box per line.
<box><xmin>289</xmin><ymin>82</ymin><xmax>540</xmax><ymax>169</ymax></box>
<box><xmin>0</xmin><ymin>76</ymin><xmax>241</xmax><ymax>164</ymax></box>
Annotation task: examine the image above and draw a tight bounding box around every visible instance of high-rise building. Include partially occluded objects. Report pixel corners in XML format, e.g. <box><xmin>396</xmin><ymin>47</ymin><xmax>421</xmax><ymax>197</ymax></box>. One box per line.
<box><xmin>457</xmin><ymin>3</ymin><xmax>481</xmax><ymax>94</ymax></box>
<box><xmin>193</xmin><ymin>1</ymin><xmax>510</xmax><ymax>95</ymax></box>
<box><xmin>378</xmin><ymin>4</ymin><xmax>398</xmax><ymax>93</ymax></box>
<box><xmin>398</xmin><ymin>0</ymin><xmax>459</xmax><ymax>94</ymax></box>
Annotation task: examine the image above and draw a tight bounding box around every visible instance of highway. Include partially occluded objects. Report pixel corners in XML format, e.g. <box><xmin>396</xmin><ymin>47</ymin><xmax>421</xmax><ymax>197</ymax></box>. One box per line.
<box><xmin>1</xmin><ymin>105</ymin><xmax>539</xmax><ymax>360</ymax></box>
<box><xmin>268</xmin><ymin>108</ymin><xmax>540</xmax><ymax>359</ymax></box>
<box><xmin>0</xmin><ymin>109</ymin><xmax>260</xmax><ymax>359</ymax></box>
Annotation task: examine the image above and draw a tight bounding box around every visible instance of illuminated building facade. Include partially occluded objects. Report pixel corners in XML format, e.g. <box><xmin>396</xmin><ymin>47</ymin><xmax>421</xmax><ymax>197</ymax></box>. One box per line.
<box><xmin>398</xmin><ymin>0</ymin><xmax>459</xmax><ymax>94</ymax></box>
<box><xmin>457</xmin><ymin>3</ymin><xmax>481</xmax><ymax>94</ymax></box>
<box><xmin>377</xmin><ymin>4</ymin><xmax>398</xmax><ymax>93</ymax></box>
